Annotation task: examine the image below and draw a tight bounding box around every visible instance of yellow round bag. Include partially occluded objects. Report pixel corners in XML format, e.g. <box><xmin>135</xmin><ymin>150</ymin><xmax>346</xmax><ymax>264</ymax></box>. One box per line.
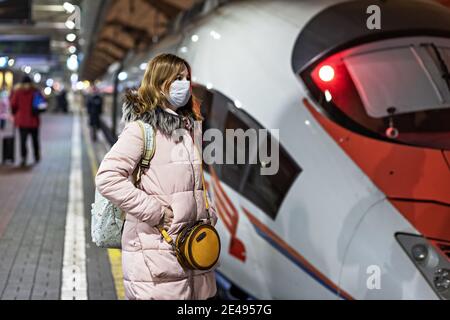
<box><xmin>158</xmin><ymin>166</ymin><xmax>221</xmax><ymax>270</ymax></box>
<box><xmin>174</xmin><ymin>220</ymin><xmax>221</xmax><ymax>270</ymax></box>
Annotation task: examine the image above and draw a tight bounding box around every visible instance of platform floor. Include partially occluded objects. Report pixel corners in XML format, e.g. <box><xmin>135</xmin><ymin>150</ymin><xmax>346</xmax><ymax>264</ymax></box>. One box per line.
<box><xmin>0</xmin><ymin>99</ymin><xmax>122</xmax><ymax>300</ymax></box>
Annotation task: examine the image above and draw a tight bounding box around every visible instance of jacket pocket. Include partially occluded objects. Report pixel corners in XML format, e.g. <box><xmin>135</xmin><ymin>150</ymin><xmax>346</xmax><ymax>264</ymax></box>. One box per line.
<box><xmin>135</xmin><ymin>220</ymin><xmax>187</xmax><ymax>280</ymax></box>
<box><xmin>141</xmin><ymin>248</ymin><xmax>188</xmax><ymax>280</ymax></box>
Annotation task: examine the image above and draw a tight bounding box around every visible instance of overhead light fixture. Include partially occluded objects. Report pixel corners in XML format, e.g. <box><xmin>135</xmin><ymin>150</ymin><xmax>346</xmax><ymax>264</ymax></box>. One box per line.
<box><xmin>191</xmin><ymin>34</ymin><xmax>199</xmax><ymax>42</ymax></box>
<box><xmin>24</xmin><ymin>66</ymin><xmax>31</xmax><ymax>74</ymax></box>
<box><xmin>75</xmin><ymin>81</ymin><xmax>84</xmax><ymax>90</ymax></box>
<box><xmin>67</xmin><ymin>54</ymin><xmax>78</xmax><ymax>71</ymax></box>
<box><xmin>68</xmin><ymin>45</ymin><xmax>77</xmax><ymax>54</ymax></box>
<box><xmin>44</xmin><ymin>87</ymin><xmax>52</xmax><ymax>96</ymax></box>
<box><xmin>7</xmin><ymin>58</ymin><xmax>14</xmax><ymax>67</ymax></box>
<box><xmin>71</xmin><ymin>73</ymin><xmax>78</xmax><ymax>83</ymax></box>
<box><xmin>65</xmin><ymin>20</ymin><xmax>76</xmax><ymax>30</ymax></box>
<box><xmin>46</xmin><ymin>78</ymin><xmax>54</xmax><ymax>87</ymax></box>
<box><xmin>118</xmin><ymin>72</ymin><xmax>128</xmax><ymax>81</ymax></box>
<box><xmin>63</xmin><ymin>2</ymin><xmax>75</xmax><ymax>14</ymax></box>
<box><xmin>66</xmin><ymin>33</ymin><xmax>77</xmax><ymax>42</ymax></box>
<box><xmin>139</xmin><ymin>63</ymin><xmax>147</xmax><ymax>71</ymax></box>
<box><xmin>0</xmin><ymin>57</ymin><xmax>8</xmax><ymax>68</ymax></box>
<box><xmin>33</xmin><ymin>73</ymin><xmax>41</xmax><ymax>83</ymax></box>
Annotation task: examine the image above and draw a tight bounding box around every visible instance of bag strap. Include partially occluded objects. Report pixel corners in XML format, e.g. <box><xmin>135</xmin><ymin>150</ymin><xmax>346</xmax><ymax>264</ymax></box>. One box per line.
<box><xmin>121</xmin><ymin>120</ymin><xmax>155</xmax><ymax>222</ymax></box>
<box><xmin>158</xmin><ymin>131</ymin><xmax>213</xmax><ymax>247</ymax></box>
<box><xmin>192</xmin><ymin>131</ymin><xmax>211</xmax><ymax>223</ymax></box>
<box><xmin>199</xmin><ymin>152</ymin><xmax>211</xmax><ymax>222</ymax></box>
<box><xmin>133</xmin><ymin>120</ymin><xmax>156</xmax><ymax>186</ymax></box>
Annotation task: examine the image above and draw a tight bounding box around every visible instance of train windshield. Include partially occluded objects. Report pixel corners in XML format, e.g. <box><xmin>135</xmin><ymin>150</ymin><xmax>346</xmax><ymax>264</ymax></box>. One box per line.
<box><xmin>308</xmin><ymin>40</ymin><xmax>450</xmax><ymax>150</ymax></box>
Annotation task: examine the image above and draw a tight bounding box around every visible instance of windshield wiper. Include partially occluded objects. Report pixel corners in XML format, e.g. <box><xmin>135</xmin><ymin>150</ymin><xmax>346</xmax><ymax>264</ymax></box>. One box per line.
<box><xmin>426</xmin><ymin>43</ymin><xmax>450</xmax><ymax>92</ymax></box>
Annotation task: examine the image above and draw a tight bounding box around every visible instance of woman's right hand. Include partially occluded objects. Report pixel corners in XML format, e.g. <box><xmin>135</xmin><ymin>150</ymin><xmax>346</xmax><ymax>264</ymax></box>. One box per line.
<box><xmin>159</xmin><ymin>206</ymin><xmax>174</xmax><ymax>231</ymax></box>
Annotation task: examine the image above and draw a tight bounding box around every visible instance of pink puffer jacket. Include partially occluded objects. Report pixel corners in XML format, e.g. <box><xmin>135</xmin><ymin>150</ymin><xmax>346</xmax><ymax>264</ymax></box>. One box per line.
<box><xmin>95</xmin><ymin>92</ymin><xmax>219</xmax><ymax>300</ymax></box>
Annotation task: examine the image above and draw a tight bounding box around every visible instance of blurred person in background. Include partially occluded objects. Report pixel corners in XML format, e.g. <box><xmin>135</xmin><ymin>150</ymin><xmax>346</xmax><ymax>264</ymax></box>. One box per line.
<box><xmin>0</xmin><ymin>89</ymin><xmax>9</xmax><ymax>130</ymax></box>
<box><xmin>10</xmin><ymin>75</ymin><xmax>42</xmax><ymax>167</ymax></box>
<box><xmin>86</xmin><ymin>86</ymin><xmax>103</xmax><ymax>141</ymax></box>
<box><xmin>56</xmin><ymin>88</ymin><xmax>68</xmax><ymax>113</ymax></box>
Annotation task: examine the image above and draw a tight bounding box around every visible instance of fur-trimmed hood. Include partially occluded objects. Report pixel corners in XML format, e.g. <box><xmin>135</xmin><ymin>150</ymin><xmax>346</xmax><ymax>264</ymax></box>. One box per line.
<box><xmin>121</xmin><ymin>90</ymin><xmax>197</xmax><ymax>137</ymax></box>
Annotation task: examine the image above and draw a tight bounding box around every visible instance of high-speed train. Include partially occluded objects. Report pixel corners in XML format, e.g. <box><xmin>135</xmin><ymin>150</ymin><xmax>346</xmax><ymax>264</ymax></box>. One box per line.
<box><xmin>98</xmin><ymin>0</ymin><xmax>450</xmax><ymax>299</ymax></box>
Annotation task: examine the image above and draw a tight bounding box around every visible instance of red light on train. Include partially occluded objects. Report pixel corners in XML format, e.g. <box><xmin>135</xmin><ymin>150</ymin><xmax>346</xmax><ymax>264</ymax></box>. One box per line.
<box><xmin>318</xmin><ymin>65</ymin><xmax>335</xmax><ymax>82</ymax></box>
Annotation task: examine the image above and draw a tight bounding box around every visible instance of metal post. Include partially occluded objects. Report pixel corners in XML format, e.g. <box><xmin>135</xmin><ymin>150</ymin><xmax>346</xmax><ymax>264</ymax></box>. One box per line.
<box><xmin>111</xmin><ymin>63</ymin><xmax>123</xmax><ymax>139</ymax></box>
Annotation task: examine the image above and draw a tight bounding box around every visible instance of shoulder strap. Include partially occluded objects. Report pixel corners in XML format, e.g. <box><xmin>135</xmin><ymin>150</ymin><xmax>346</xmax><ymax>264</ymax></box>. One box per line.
<box><xmin>133</xmin><ymin>120</ymin><xmax>156</xmax><ymax>185</ymax></box>
<box><xmin>192</xmin><ymin>140</ymin><xmax>211</xmax><ymax>223</ymax></box>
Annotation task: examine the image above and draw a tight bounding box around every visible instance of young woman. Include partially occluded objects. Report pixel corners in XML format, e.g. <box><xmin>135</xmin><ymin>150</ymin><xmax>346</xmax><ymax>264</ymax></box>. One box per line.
<box><xmin>95</xmin><ymin>53</ymin><xmax>219</xmax><ymax>300</ymax></box>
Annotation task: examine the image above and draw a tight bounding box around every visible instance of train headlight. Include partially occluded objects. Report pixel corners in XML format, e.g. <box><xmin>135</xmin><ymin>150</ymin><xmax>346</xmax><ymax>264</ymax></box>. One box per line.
<box><xmin>396</xmin><ymin>233</ymin><xmax>450</xmax><ymax>300</ymax></box>
<box><xmin>318</xmin><ymin>65</ymin><xmax>335</xmax><ymax>82</ymax></box>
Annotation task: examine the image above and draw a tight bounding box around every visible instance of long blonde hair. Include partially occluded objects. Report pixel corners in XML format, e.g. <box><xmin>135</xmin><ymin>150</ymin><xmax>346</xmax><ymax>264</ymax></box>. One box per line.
<box><xmin>136</xmin><ymin>53</ymin><xmax>202</xmax><ymax>120</ymax></box>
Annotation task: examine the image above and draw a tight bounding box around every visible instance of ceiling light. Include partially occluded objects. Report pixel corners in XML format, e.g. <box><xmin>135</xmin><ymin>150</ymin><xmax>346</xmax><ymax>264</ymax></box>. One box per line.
<box><xmin>71</xmin><ymin>73</ymin><xmax>78</xmax><ymax>83</ymax></box>
<box><xmin>63</xmin><ymin>2</ymin><xmax>75</xmax><ymax>14</ymax></box>
<box><xmin>66</xmin><ymin>33</ymin><xmax>77</xmax><ymax>42</ymax></box>
<box><xmin>118</xmin><ymin>72</ymin><xmax>128</xmax><ymax>81</ymax></box>
<box><xmin>65</xmin><ymin>20</ymin><xmax>75</xmax><ymax>30</ymax></box>
<box><xmin>68</xmin><ymin>46</ymin><xmax>77</xmax><ymax>54</ymax></box>
<box><xmin>33</xmin><ymin>73</ymin><xmax>41</xmax><ymax>83</ymax></box>
<box><xmin>0</xmin><ymin>57</ymin><xmax>8</xmax><ymax>68</ymax></box>
<box><xmin>139</xmin><ymin>63</ymin><xmax>147</xmax><ymax>71</ymax></box>
<box><xmin>67</xmin><ymin>55</ymin><xmax>78</xmax><ymax>71</ymax></box>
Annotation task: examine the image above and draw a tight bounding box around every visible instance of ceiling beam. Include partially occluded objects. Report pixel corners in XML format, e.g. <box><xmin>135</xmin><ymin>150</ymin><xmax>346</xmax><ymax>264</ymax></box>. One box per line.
<box><xmin>142</xmin><ymin>0</ymin><xmax>182</xmax><ymax>20</ymax></box>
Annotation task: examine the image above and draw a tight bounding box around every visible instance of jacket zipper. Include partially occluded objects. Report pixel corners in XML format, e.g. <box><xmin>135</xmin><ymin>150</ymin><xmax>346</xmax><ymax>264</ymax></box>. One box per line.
<box><xmin>182</xmin><ymin>133</ymin><xmax>197</xmax><ymax>299</ymax></box>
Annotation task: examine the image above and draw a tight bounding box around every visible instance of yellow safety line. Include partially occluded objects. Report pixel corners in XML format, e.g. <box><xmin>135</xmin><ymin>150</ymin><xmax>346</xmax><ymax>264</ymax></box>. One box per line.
<box><xmin>80</xmin><ymin>107</ymin><xmax>125</xmax><ymax>300</ymax></box>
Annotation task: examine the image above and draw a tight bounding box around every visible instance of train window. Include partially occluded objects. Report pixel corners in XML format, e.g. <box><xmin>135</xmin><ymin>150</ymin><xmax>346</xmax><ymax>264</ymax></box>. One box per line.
<box><xmin>221</xmin><ymin>97</ymin><xmax>301</xmax><ymax>219</ymax></box>
<box><xmin>221</xmin><ymin>109</ymin><xmax>255</xmax><ymax>192</ymax></box>
<box><xmin>242</xmin><ymin>131</ymin><xmax>301</xmax><ymax>220</ymax></box>
<box><xmin>192</xmin><ymin>84</ymin><xmax>229</xmax><ymax>176</ymax></box>
<box><xmin>194</xmin><ymin>85</ymin><xmax>301</xmax><ymax>218</ymax></box>
<box><xmin>306</xmin><ymin>39</ymin><xmax>450</xmax><ymax>150</ymax></box>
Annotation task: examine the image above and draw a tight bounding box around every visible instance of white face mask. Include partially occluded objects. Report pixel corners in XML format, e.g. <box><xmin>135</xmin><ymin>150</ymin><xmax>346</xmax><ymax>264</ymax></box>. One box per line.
<box><xmin>166</xmin><ymin>79</ymin><xmax>191</xmax><ymax>109</ymax></box>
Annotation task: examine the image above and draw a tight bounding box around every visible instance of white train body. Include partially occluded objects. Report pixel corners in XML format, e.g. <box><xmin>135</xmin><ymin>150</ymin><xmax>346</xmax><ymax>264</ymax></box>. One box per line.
<box><xmin>101</xmin><ymin>0</ymin><xmax>450</xmax><ymax>299</ymax></box>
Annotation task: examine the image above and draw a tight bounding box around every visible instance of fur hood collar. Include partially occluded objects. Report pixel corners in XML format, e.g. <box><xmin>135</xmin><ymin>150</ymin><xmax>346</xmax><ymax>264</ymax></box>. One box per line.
<box><xmin>121</xmin><ymin>90</ymin><xmax>197</xmax><ymax>137</ymax></box>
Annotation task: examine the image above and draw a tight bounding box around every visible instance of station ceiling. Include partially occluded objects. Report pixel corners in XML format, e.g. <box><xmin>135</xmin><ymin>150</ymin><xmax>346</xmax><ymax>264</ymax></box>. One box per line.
<box><xmin>82</xmin><ymin>0</ymin><xmax>450</xmax><ymax>82</ymax></box>
<box><xmin>0</xmin><ymin>0</ymin><xmax>449</xmax><ymax>85</ymax></box>
<box><xmin>0</xmin><ymin>0</ymin><xmax>83</xmax><ymax>78</ymax></box>
<box><xmin>81</xmin><ymin>0</ymin><xmax>200</xmax><ymax>81</ymax></box>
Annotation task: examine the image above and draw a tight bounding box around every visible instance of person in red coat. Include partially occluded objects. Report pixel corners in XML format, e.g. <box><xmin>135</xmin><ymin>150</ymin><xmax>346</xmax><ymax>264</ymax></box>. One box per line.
<box><xmin>10</xmin><ymin>76</ymin><xmax>41</xmax><ymax>167</ymax></box>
